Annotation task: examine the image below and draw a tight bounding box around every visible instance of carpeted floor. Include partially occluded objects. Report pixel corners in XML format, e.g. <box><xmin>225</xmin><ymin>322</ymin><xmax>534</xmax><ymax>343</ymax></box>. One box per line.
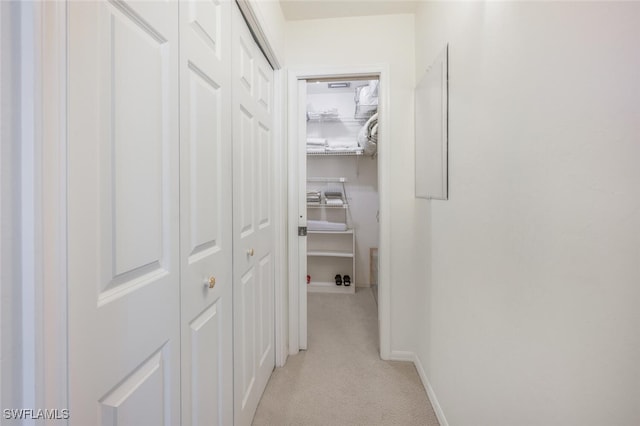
<box><xmin>252</xmin><ymin>288</ymin><xmax>440</xmax><ymax>426</ymax></box>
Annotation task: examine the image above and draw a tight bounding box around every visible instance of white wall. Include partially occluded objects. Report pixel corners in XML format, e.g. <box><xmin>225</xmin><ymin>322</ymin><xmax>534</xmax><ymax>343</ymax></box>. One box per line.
<box><xmin>248</xmin><ymin>0</ymin><xmax>287</xmax><ymax>65</ymax></box>
<box><xmin>414</xmin><ymin>2</ymin><xmax>640</xmax><ymax>425</ymax></box>
<box><xmin>287</xmin><ymin>14</ymin><xmax>418</xmax><ymax>352</ymax></box>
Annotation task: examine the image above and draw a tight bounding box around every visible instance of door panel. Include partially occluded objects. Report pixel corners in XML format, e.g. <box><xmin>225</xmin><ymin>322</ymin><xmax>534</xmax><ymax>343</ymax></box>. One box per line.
<box><xmin>232</xmin><ymin>4</ymin><xmax>275</xmax><ymax>425</ymax></box>
<box><xmin>68</xmin><ymin>2</ymin><xmax>180</xmax><ymax>424</ymax></box>
<box><xmin>238</xmin><ymin>106</ymin><xmax>255</xmax><ymax>238</ymax></box>
<box><xmin>189</xmin><ymin>302</ymin><xmax>221</xmax><ymax>426</ymax></box>
<box><xmin>99</xmin><ymin>345</ymin><xmax>170</xmax><ymax>426</ymax></box>
<box><xmin>257</xmin><ymin>123</ymin><xmax>271</xmax><ymax>229</ymax></box>
<box><xmin>258</xmin><ymin>254</ymin><xmax>274</xmax><ymax>365</ymax></box>
<box><xmin>186</xmin><ymin>65</ymin><xmax>222</xmax><ymax>258</ymax></box>
<box><xmin>179</xmin><ymin>0</ymin><xmax>233</xmax><ymax>425</ymax></box>
<box><xmin>239</xmin><ymin>268</ymin><xmax>257</xmax><ymax>406</ymax></box>
<box><xmin>110</xmin><ymin>8</ymin><xmax>165</xmax><ymax>278</ymax></box>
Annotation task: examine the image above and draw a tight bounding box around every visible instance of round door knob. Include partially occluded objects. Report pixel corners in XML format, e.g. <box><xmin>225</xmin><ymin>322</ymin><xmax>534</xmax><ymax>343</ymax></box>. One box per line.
<box><xmin>247</xmin><ymin>248</ymin><xmax>255</xmax><ymax>256</ymax></box>
<box><xmin>208</xmin><ymin>276</ymin><xmax>216</xmax><ymax>289</ymax></box>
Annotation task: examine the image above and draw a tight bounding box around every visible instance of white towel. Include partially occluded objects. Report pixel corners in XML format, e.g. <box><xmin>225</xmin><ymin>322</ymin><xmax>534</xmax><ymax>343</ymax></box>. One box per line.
<box><xmin>307</xmin><ymin>220</ymin><xmax>347</xmax><ymax>232</ymax></box>
<box><xmin>306</xmin><ymin>137</ymin><xmax>327</xmax><ymax>146</ymax></box>
<box><xmin>326</xmin><ymin>199</ymin><xmax>344</xmax><ymax>206</ymax></box>
<box><xmin>326</xmin><ymin>140</ymin><xmax>359</xmax><ymax>149</ymax></box>
<box><xmin>358</xmin><ymin>80</ymin><xmax>379</xmax><ymax>106</ymax></box>
<box><xmin>325</xmin><ymin>146</ymin><xmax>363</xmax><ymax>153</ymax></box>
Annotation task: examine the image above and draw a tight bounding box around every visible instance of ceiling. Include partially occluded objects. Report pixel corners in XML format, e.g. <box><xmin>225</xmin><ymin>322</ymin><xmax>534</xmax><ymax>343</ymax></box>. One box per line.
<box><xmin>279</xmin><ymin>0</ymin><xmax>419</xmax><ymax>21</ymax></box>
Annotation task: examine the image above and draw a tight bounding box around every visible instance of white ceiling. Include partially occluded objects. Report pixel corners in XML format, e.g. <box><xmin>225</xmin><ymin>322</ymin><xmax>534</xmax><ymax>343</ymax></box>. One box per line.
<box><xmin>279</xmin><ymin>0</ymin><xmax>419</xmax><ymax>21</ymax></box>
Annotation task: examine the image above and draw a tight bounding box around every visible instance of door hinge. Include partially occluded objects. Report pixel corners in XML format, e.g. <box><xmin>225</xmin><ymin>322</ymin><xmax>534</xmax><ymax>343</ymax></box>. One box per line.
<box><xmin>298</xmin><ymin>226</ymin><xmax>307</xmax><ymax>236</ymax></box>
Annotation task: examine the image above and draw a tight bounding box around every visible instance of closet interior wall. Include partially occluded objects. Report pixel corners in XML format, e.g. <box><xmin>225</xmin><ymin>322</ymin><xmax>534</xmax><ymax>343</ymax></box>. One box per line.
<box><xmin>306</xmin><ymin>80</ymin><xmax>379</xmax><ymax>288</ymax></box>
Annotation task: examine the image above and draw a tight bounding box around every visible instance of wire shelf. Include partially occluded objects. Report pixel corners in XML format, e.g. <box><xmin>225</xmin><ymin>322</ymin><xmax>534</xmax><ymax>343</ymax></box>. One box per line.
<box><xmin>307</xmin><ymin>150</ymin><xmax>363</xmax><ymax>157</ymax></box>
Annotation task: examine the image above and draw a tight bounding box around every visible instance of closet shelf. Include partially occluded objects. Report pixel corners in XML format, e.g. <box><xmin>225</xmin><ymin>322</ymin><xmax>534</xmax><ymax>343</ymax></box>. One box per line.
<box><xmin>307</xmin><ymin>250</ymin><xmax>354</xmax><ymax>258</ymax></box>
<box><xmin>307</xmin><ymin>229</ymin><xmax>354</xmax><ymax>235</ymax></box>
<box><xmin>307</xmin><ymin>150</ymin><xmax>363</xmax><ymax>157</ymax></box>
<box><xmin>307</xmin><ymin>177</ymin><xmax>347</xmax><ymax>183</ymax></box>
<box><xmin>307</xmin><ymin>116</ymin><xmax>368</xmax><ymax>123</ymax></box>
<box><xmin>307</xmin><ymin>203</ymin><xmax>348</xmax><ymax>209</ymax></box>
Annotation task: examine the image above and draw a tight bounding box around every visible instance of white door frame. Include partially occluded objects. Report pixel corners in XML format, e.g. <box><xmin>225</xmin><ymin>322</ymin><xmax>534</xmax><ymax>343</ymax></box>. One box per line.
<box><xmin>287</xmin><ymin>65</ymin><xmax>392</xmax><ymax>360</ymax></box>
<box><xmin>33</xmin><ymin>0</ymin><xmax>287</xmax><ymax>419</ymax></box>
<box><xmin>15</xmin><ymin>0</ymin><xmax>70</xmax><ymax>419</ymax></box>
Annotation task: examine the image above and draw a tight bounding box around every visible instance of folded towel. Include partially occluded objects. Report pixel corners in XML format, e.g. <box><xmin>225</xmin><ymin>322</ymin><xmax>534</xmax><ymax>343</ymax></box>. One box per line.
<box><xmin>308</xmin><ymin>108</ymin><xmax>339</xmax><ymax>121</ymax></box>
<box><xmin>325</xmin><ymin>146</ymin><xmax>363</xmax><ymax>152</ymax></box>
<box><xmin>324</xmin><ymin>191</ymin><xmax>343</xmax><ymax>197</ymax></box>
<box><xmin>306</xmin><ymin>137</ymin><xmax>327</xmax><ymax>146</ymax></box>
<box><xmin>326</xmin><ymin>199</ymin><xmax>344</xmax><ymax>206</ymax></box>
<box><xmin>307</xmin><ymin>220</ymin><xmax>347</xmax><ymax>232</ymax></box>
<box><xmin>320</xmin><ymin>108</ymin><xmax>339</xmax><ymax>118</ymax></box>
<box><xmin>326</xmin><ymin>139</ymin><xmax>358</xmax><ymax>149</ymax></box>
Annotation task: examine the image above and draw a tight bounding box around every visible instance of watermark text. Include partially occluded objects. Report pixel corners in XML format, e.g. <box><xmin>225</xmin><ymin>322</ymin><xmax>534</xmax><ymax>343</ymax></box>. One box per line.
<box><xmin>3</xmin><ymin>408</ymin><xmax>70</xmax><ymax>420</ymax></box>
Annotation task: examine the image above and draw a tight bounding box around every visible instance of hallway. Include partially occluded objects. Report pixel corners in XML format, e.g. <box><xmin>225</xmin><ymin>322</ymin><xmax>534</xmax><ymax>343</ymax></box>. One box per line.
<box><xmin>253</xmin><ymin>289</ymin><xmax>440</xmax><ymax>425</ymax></box>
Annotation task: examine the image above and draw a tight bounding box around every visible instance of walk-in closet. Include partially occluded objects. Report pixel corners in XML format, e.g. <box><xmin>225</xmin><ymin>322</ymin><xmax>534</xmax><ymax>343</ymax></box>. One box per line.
<box><xmin>304</xmin><ymin>78</ymin><xmax>380</xmax><ymax>301</ymax></box>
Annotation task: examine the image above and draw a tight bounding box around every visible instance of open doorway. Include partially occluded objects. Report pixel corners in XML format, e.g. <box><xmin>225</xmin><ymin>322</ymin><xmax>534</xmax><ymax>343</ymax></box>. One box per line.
<box><xmin>288</xmin><ymin>69</ymin><xmax>389</xmax><ymax>356</ymax></box>
<box><xmin>305</xmin><ymin>77</ymin><xmax>379</xmax><ymax>295</ymax></box>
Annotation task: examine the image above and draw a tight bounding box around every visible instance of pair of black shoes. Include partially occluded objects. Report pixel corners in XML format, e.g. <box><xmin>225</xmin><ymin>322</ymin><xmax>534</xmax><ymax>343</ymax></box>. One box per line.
<box><xmin>334</xmin><ymin>274</ymin><xmax>351</xmax><ymax>286</ymax></box>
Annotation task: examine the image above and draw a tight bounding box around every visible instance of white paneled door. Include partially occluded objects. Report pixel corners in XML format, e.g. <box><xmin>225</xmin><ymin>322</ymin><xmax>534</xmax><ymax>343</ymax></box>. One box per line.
<box><xmin>179</xmin><ymin>1</ymin><xmax>233</xmax><ymax>425</ymax></box>
<box><xmin>68</xmin><ymin>1</ymin><xmax>180</xmax><ymax>424</ymax></box>
<box><xmin>232</xmin><ymin>5</ymin><xmax>276</xmax><ymax>426</ymax></box>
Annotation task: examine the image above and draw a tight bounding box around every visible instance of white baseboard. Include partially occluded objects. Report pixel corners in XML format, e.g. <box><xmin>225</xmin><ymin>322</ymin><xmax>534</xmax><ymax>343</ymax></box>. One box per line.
<box><xmin>412</xmin><ymin>353</ymin><xmax>449</xmax><ymax>426</ymax></box>
<box><xmin>389</xmin><ymin>350</ymin><xmax>414</xmax><ymax>362</ymax></box>
<box><xmin>389</xmin><ymin>350</ymin><xmax>449</xmax><ymax>426</ymax></box>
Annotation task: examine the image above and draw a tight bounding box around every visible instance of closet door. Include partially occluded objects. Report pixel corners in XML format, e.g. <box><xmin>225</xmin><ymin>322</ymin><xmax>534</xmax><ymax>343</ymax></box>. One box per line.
<box><xmin>179</xmin><ymin>1</ymin><xmax>233</xmax><ymax>425</ymax></box>
<box><xmin>232</xmin><ymin>5</ymin><xmax>276</xmax><ymax>425</ymax></box>
<box><xmin>67</xmin><ymin>2</ymin><xmax>180</xmax><ymax>424</ymax></box>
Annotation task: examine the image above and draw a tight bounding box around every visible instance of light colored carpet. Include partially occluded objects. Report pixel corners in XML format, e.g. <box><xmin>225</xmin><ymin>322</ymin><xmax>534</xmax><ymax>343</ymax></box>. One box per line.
<box><xmin>252</xmin><ymin>288</ymin><xmax>440</xmax><ymax>426</ymax></box>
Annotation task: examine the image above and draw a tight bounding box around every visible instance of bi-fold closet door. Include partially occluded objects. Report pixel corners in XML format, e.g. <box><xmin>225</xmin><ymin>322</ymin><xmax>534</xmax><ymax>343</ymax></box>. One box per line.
<box><xmin>67</xmin><ymin>1</ymin><xmax>274</xmax><ymax>425</ymax></box>
<box><xmin>179</xmin><ymin>0</ymin><xmax>233</xmax><ymax>425</ymax></box>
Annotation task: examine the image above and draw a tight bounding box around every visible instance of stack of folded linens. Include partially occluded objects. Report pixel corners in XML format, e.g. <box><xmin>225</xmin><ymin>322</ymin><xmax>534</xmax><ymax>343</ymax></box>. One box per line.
<box><xmin>324</xmin><ymin>191</ymin><xmax>344</xmax><ymax>206</ymax></box>
<box><xmin>307</xmin><ymin>190</ymin><xmax>321</xmax><ymax>205</ymax></box>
